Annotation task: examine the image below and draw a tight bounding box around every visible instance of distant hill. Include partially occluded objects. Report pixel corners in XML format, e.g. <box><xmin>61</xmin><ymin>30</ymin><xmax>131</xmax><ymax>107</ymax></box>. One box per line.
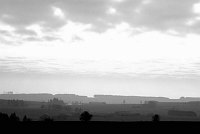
<box><xmin>0</xmin><ymin>94</ymin><xmax>91</xmax><ymax>104</ymax></box>
<box><xmin>0</xmin><ymin>93</ymin><xmax>200</xmax><ymax>104</ymax></box>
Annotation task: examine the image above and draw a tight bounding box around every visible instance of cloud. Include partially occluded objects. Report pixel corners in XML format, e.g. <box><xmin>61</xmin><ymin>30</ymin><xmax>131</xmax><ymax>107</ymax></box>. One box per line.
<box><xmin>52</xmin><ymin>6</ymin><xmax>65</xmax><ymax>19</ymax></box>
<box><xmin>1</xmin><ymin>55</ymin><xmax>200</xmax><ymax>79</ymax></box>
<box><xmin>0</xmin><ymin>0</ymin><xmax>66</xmax><ymax>28</ymax></box>
<box><xmin>0</xmin><ymin>0</ymin><xmax>200</xmax><ymax>37</ymax></box>
<box><xmin>116</xmin><ymin>0</ymin><xmax>200</xmax><ymax>34</ymax></box>
<box><xmin>1</xmin><ymin>26</ymin><xmax>200</xmax><ymax>78</ymax></box>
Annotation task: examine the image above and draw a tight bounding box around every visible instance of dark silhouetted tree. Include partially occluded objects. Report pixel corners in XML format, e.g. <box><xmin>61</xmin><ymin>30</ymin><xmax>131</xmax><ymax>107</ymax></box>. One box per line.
<box><xmin>23</xmin><ymin>115</ymin><xmax>32</xmax><ymax>122</ymax></box>
<box><xmin>10</xmin><ymin>113</ymin><xmax>20</xmax><ymax>122</ymax></box>
<box><xmin>79</xmin><ymin>111</ymin><xmax>93</xmax><ymax>121</ymax></box>
<box><xmin>0</xmin><ymin>112</ymin><xmax>9</xmax><ymax>122</ymax></box>
<box><xmin>40</xmin><ymin>114</ymin><xmax>54</xmax><ymax>122</ymax></box>
<box><xmin>152</xmin><ymin>114</ymin><xmax>160</xmax><ymax>122</ymax></box>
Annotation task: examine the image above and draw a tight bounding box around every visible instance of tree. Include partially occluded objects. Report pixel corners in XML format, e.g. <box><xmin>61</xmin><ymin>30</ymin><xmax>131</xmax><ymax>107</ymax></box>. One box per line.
<box><xmin>10</xmin><ymin>113</ymin><xmax>20</xmax><ymax>122</ymax></box>
<box><xmin>0</xmin><ymin>112</ymin><xmax>9</xmax><ymax>122</ymax></box>
<box><xmin>40</xmin><ymin>114</ymin><xmax>54</xmax><ymax>122</ymax></box>
<box><xmin>23</xmin><ymin>115</ymin><xmax>32</xmax><ymax>122</ymax></box>
<box><xmin>152</xmin><ymin>114</ymin><xmax>160</xmax><ymax>122</ymax></box>
<box><xmin>79</xmin><ymin>111</ymin><xmax>93</xmax><ymax>122</ymax></box>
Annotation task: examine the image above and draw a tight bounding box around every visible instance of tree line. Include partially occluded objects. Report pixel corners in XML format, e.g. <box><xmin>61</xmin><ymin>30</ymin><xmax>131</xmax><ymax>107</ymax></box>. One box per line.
<box><xmin>0</xmin><ymin>111</ymin><xmax>160</xmax><ymax>122</ymax></box>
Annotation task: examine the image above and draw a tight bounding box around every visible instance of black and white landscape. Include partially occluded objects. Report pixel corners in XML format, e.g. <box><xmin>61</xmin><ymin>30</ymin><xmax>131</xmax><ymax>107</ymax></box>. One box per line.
<box><xmin>1</xmin><ymin>0</ymin><xmax>200</xmax><ymax>131</ymax></box>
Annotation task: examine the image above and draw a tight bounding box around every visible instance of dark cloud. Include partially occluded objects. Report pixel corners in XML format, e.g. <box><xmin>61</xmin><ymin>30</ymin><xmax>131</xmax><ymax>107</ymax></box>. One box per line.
<box><xmin>14</xmin><ymin>29</ymin><xmax>37</xmax><ymax>36</ymax></box>
<box><xmin>140</xmin><ymin>0</ymin><xmax>199</xmax><ymax>32</ymax></box>
<box><xmin>0</xmin><ymin>30</ymin><xmax>10</xmax><ymax>35</ymax></box>
<box><xmin>0</xmin><ymin>0</ymin><xmax>200</xmax><ymax>35</ymax></box>
<box><xmin>0</xmin><ymin>0</ymin><xmax>66</xmax><ymax>31</ymax></box>
<box><xmin>56</xmin><ymin>0</ymin><xmax>118</xmax><ymax>31</ymax></box>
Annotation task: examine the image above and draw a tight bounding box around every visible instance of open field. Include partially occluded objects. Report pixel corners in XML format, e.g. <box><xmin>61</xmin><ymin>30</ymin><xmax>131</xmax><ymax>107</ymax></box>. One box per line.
<box><xmin>1</xmin><ymin>121</ymin><xmax>200</xmax><ymax>133</ymax></box>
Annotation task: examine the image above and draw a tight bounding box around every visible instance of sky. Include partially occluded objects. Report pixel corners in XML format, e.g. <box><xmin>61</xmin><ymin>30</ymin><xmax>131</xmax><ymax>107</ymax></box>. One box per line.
<box><xmin>1</xmin><ymin>0</ymin><xmax>200</xmax><ymax>98</ymax></box>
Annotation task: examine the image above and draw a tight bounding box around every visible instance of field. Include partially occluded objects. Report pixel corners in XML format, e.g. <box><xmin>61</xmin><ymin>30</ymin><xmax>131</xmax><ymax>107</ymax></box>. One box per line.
<box><xmin>1</xmin><ymin>121</ymin><xmax>200</xmax><ymax>133</ymax></box>
<box><xmin>1</xmin><ymin>103</ymin><xmax>200</xmax><ymax>121</ymax></box>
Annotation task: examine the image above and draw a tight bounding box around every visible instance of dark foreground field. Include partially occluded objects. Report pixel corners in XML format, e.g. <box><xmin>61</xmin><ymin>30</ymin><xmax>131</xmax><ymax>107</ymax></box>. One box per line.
<box><xmin>1</xmin><ymin>121</ymin><xmax>200</xmax><ymax>133</ymax></box>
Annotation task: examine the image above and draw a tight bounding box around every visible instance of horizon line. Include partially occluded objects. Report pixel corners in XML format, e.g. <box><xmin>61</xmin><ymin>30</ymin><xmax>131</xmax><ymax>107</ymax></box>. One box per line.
<box><xmin>1</xmin><ymin>92</ymin><xmax>200</xmax><ymax>99</ymax></box>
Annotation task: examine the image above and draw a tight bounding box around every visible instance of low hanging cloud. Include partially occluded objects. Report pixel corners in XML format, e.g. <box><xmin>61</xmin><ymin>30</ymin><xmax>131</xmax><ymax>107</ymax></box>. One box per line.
<box><xmin>0</xmin><ymin>0</ymin><xmax>200</xmax><ymax>41</ymax></box>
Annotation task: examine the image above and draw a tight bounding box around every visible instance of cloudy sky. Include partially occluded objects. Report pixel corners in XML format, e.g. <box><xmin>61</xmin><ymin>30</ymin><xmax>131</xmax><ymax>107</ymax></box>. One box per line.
<box><xmin>1</xmin><ymin>0</ymin><xmax>200</xmax><ymax>98</ymax></box>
